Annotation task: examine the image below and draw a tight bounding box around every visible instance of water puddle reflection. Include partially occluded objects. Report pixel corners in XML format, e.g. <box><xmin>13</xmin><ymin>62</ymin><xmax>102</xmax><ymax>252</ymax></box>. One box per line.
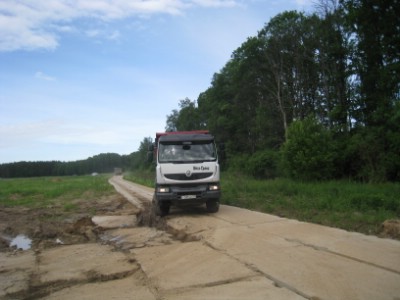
<box><xmin>10</xmin><ymin>234</ymin><xmax>32</xmax><ymax>250</ymax></box>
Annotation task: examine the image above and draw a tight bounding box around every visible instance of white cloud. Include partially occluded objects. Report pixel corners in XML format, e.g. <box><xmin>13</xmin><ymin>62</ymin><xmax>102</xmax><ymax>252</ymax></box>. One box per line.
<box><xmin>107</xmin><ymin>30</ymin><xmax>121</xmax><ymax>41</ymax></box>
<box><xmin>0</xmin><ymin>17</ymin><xmax>58</xmax><ymax>51</ymax></box>
<box><xmin>0</xmin><ymin>0</ymin><xmax>239</xmax><ymax>52</ymax></box>
<box><xmin>85</xmin><ymin>29</ymin><xmax>100</xmax><ymax>38</ymax></box>
<box><xmin>294</xmin><ymin>0</ymin><xmax>313</xmax><ymax>8</ymax></box>
<box><xmin>35</xmin><ymin>71</ymin><xmax>56</xmax><ymax>81</ymax></box>
<box><xmin>190</xmin><ymin>0</ymin><xmax>237</xmax><ymax>8</ymax></box>
<box><xmin>84</xmin><ymin>29</ymin><xmax>121</xmax><ymax>41</ymax></box>
<box><xmin>0</xmin><ymin>120</ymin><xmax>62</xmax><ymax>148</ymax></box>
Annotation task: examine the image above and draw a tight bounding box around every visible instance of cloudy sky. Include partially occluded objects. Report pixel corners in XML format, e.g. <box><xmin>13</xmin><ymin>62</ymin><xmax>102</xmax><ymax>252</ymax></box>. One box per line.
<box><xmin>0</xmin><ymin>0</ymin><xmax>313</xmax><ymax>163</ymax></box>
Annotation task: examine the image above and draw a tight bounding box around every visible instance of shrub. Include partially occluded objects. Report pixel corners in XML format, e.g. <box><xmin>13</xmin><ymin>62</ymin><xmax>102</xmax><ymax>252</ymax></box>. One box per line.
<box><xmin>227</xmin><ymin>150</ymin><xmax>279</xmax><ymax>179</ymax></box>
<box><xmin>281</xmin><ymin>116</ymin><xmax>336</xmax><ymax>181</ymax></box>
<box><xmin>246</xmin><ymin>150</ymin><xmax>279</xmax><ymax>179</ymax></box>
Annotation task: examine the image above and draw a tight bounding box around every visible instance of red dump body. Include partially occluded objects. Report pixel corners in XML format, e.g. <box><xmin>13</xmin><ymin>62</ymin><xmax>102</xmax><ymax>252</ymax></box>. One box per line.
<box><xmin>155</xmin><ymin>130</ymin><xmax>209</xmax><ymax>142</ymax></box>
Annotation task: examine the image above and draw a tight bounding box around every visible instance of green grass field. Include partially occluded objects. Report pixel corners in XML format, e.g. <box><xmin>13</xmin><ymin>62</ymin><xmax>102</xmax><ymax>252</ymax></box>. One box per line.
<box><xmin>125</xmin><ymin>170</ymin><xmax>400</xmax><ymax>236</ymax></box>
<box><xmin>0</xmin><ymin>175</ymin><xmax>114</xmax><ymax>209</ymax></box>
<box><xmin>222</xmin><ymin>173</ymin><xmax>400</xmax><ymax>235</ymax></box>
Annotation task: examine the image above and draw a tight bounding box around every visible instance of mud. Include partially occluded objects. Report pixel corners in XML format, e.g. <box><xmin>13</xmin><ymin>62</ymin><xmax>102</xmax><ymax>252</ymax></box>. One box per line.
<box><xmin>0</xmin><ymin>179</ymin><xmax>201</xmax><ymax>300</ymax></box>
<box><xmin>0</xmin><ymin>194</ymin><xmax>140</xmax><ymax>252</ymax></box>
<box><xmin>380</xmin><ymin>219</ymin><xmax>400</xmax><ymax>239</ymax></box>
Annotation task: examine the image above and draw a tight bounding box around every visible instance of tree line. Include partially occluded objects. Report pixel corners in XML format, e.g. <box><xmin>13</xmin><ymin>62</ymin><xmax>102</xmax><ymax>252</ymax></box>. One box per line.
<box><xmin>163</xmin><ymin>0</ymin><xmax>400</xmax><ymax>182</ymax></box>
<box><xmin>0</xmin><ymin>139</ymin><xmax>157</xmax><ymax>178</ymax></box>
<box><xmin>0</xmin><ymin>153</ymin><xmax>131</xmax><ymax>178</ymax></box>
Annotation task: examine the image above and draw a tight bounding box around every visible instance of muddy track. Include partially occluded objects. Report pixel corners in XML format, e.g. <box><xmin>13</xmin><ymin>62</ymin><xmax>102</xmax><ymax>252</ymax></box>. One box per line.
<box><xmin>0</xmin><ymin>177</ymin><xmax>202</xmax><ymax>300</ymax></box>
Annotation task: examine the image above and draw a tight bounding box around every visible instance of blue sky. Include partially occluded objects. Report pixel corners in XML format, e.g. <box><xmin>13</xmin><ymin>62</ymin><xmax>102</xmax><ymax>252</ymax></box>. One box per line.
<box><xmin>0</xmin><ymin>0</ymin><xmax>312</xmax><ymax>163</ymax></box>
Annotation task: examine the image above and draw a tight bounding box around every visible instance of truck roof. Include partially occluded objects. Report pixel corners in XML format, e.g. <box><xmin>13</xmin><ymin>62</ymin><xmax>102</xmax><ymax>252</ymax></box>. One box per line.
<box><xmin>157</xmin><ymin>131</ymin><xmax>213</xmax><ymax>143</ymax></box>
<box><xmin>156</xmin><ymin>130</ymin><xmax>209</xmax><ymax>139</ymax></box>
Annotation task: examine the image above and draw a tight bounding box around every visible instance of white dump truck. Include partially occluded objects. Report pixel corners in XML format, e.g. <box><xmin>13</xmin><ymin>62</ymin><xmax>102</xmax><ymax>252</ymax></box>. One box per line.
<box><xmin>149</xmin><ymin>130</ymin><xmax>221</xmax><ymax>216</ymax></box>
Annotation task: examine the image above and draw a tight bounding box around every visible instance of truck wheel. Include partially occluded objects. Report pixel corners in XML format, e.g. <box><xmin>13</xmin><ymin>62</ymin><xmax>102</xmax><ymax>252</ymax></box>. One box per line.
<box><xmin>159</xmin><ymin>203</ymin><xmax>170</xmax><ymax>216</ymax></box>
<box><xmin>206</xmin><ymin>200</ymin><xmax>219</xmax><ymax>213</ymax></box>
<box><xmin>153</xmin><ymin>196</ymin><xmax>170</xmax><ymax>217</ymax></box>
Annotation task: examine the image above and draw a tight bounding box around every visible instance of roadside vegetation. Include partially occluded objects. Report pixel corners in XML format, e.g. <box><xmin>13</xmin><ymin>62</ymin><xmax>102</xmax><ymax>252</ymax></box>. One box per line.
<box><xmin>124</xmin><ymin>169</ymin><xmax>399</xmax><ymax>237</ymax></box>
<box><xmin>221</xmin><ymin>173</ymin><xmax>400</xmax><ymax>236</ymax></box>
<box><xmin>0</xmin><ymin>175</ymin><xmax>114</xmax><ymax>211</ymax></box>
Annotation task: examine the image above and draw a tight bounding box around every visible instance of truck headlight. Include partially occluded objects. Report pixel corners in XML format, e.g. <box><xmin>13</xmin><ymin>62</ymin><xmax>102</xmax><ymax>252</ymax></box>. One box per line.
<box><xmin>209</xmin><ymin>184</ymin><xmax>219</xmax><ymax>191</ymax></box>
<box><xmin>157</xmin><ymin>186</ymin><xmax>170</xmax><ymax>193</ymax></box>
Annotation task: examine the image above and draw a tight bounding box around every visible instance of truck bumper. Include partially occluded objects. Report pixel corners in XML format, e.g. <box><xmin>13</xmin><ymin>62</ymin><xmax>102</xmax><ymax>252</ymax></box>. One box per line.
<box><xmin>155</xmin><ymin>184</ymin><xmax>220</xmax><ymax>205</ymax></box>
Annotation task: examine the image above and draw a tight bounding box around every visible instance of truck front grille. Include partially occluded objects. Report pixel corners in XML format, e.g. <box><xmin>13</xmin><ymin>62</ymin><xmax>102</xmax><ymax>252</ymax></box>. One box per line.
<box><xmin>164</xmin><ymin>172</ymin><xmax>213</xmax><ymax>181</ymax></box>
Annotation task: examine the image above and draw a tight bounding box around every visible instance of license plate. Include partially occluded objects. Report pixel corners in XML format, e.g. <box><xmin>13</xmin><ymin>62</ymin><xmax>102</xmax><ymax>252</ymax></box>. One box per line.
<box><xmin>181</xmin><ymin>195</ymin><xmax>196</xmax><ymax>200</ymax></box>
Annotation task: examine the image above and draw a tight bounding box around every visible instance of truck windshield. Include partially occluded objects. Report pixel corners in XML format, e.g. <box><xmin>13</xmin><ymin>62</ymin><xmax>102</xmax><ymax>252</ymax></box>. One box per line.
<box><xmin>158</xmin><ymin>142</ymin><xmax>217</xmax><ymax>163</ymax></box>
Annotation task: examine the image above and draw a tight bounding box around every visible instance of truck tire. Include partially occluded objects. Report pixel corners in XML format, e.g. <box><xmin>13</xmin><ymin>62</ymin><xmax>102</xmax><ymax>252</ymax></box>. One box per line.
<box><xmin>159</xmin><ymin>203</ymin><xmax>170</xmax><ymax>216</ymax></box>
<box><xmin>153</xmin><ymin>196</ymin><xmax>170</xmax><ymax>217</ymax></box>
<box><xmin>206</xmin><ymin>200</ymin><xmax>219</xmax><ymax>213</ymax></box>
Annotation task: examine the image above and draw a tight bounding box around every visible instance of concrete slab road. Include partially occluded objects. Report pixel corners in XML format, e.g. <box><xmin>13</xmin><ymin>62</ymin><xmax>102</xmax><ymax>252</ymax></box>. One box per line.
<box><xmin>109</xmin><ymin>176</ymin><xmax>400</xmax><ymax>300</ymax></box>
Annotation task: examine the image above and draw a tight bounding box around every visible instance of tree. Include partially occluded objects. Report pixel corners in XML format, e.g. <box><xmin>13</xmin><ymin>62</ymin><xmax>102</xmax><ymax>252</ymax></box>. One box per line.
<box><xmin>315</xmin><ymin>0</ymin><xmax>352</xmax><ymax>132</ymax></box>
<box><xmin>165</xmin><ymin>109</ymin><xmax>179</xmax><ymax>132</ymax></box>
<box><xmin>340</xmin><ymin>0</ymin><xmax>400</xmax><ymax>181</ymax></box>
<box><xmin>259</xmin><ymin>11</ymin><xmax>321</xmax><ymax>138</ymax></box>
<box><xmin>341</xmin><ymin>0</ymin><xmax>400</xmax><ymax>126</ymax></box>
<box><xmin>131</xmin><ymin>137</ymin><xmax>153</xmax><ymax>170</ymax></box>
<box><xmin>165</xmin><ymin>98</ymin><xmax>203</xmax><ymax>132</ymax></box>
<box><xmin>197</xmin><ymin>61</ymin><xmax>238</xmax><ymax>153</ymax></box>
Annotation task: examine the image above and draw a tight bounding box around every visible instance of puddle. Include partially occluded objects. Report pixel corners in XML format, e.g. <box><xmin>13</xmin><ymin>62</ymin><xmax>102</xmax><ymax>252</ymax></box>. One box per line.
<box><xmin>10</xmin><ymin>234</ymin><xmax>32</xmax><ymax>250</ymax></box>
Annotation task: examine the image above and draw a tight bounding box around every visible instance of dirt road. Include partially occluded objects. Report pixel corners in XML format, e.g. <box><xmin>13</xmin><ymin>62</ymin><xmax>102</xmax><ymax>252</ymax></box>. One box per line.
<box><xmin>1</xmin><ymin>176</ymin><xmax>400</xmax><ymax>299</ymax></box>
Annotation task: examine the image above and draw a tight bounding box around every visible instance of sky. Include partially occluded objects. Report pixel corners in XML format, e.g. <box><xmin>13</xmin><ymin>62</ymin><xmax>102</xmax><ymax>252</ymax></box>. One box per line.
<box><xmin>0</xmin><ymin>0</ymin><xmax>313</xmax><ymax>163</ymax></box>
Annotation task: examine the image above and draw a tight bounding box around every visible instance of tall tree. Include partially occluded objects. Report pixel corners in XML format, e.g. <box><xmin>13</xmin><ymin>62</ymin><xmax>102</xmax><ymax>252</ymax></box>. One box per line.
<box><xmin>340</xmin><ymin>0</ymin><xmax>400</xmax><ymax>181</ymax></box>
<box><xmin>341</xmin><ymin>0</ymin><xmax>400</xmax><ymax>126</ymax></box>
<box><xmin>165</xmin><ymin>98</ymin><xmax>203</xmax><ymax>132</ymax></box>
<box><xmin>197</xmin><ymin>62</ymin><xmax>238</xmax><ymax>152</ymax></box>
<box><xmin>259</xmin><ymin>11</ymin><xmax>320</xmax><ymax>137</ymax></box>
<box><xmin>315</xmin><ymin>0</ymin><xmax>352</xmax><ymax>131</ymax></box>
<box><xmin>165</xmin><ymin>109</ymin><xmax>179</xmax><ymax>132</ymax></box>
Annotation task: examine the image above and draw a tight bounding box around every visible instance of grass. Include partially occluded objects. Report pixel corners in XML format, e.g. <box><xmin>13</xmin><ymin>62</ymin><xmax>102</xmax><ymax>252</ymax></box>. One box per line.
<box><xmin>125</xmin><ymin>170</ymin><xmax>400</xmax><ymax>236</ymax></box>
<box><xmin>0</xmin><ymin>175</ymin><xmax>115</xmax><ymax>210</ymax></box>
<box><xmin>222</xmin><ymin>172</ymin><xmax>400</xmax><ymax>235</ymax></box>
<box><xmin>124</xmin><ymin>169</ymin><xmax>155</xmax><ymax>188</ymax></box>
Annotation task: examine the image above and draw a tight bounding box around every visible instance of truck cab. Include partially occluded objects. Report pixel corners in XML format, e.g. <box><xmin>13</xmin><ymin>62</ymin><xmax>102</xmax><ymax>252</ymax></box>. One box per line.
<box><xmin>151</xmin><ymin>131</ymin><xmax>221</xmax><ymax>216</ymax></box>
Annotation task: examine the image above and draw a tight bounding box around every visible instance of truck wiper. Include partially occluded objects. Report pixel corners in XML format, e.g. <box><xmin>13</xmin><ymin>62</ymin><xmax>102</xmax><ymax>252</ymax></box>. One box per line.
<box><xmin>160</xmin><ymin>159</ymin><xmax>216</xmax><ymax>164</ymax></box>
<box><xmin>173</xmin><ymin>159</ymin><xmax>215</xmax><ymax>164</ymax></box>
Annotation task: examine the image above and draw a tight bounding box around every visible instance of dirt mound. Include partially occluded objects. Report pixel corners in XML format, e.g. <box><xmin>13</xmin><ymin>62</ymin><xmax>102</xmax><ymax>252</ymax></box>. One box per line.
<box><xmin>380</xmin><ymin>219</ymin><xmax>400</xmax><ymax>239</ymax></box>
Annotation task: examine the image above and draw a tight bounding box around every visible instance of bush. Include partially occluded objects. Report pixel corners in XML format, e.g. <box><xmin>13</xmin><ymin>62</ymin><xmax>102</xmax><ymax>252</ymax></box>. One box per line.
<box><xmin>247</xmin><ymin>150</ymin><xmax>279</xmax><ymax>179</ymax></box>
<box><xmin>227</xmin><ymin>150</ymin><xmax>279</xmax><ymax>179</ymax></box>
<box><xmin>281</xmin><ymin>116</ymin><xmax>336</xmax><ymax>181</ymax></box>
